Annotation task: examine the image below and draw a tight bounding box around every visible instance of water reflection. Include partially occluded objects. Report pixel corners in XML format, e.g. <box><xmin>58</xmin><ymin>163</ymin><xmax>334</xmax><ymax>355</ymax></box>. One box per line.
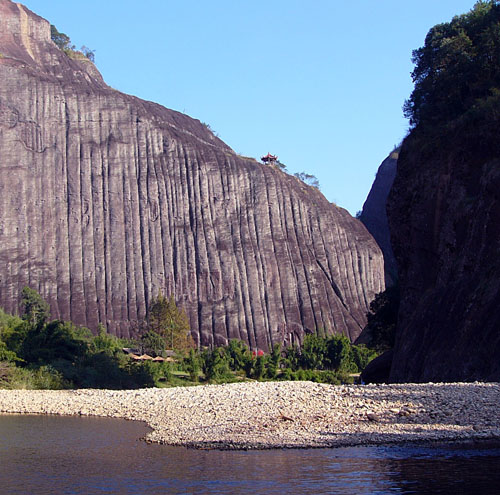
<box><xmin>0</xmin><ymin>415</ymin><xmax>499</xmax><ymax>494</ymax></box>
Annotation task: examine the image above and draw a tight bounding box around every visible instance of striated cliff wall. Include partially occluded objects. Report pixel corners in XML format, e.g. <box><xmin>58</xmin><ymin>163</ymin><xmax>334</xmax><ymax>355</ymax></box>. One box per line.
<box><xmin>0</xmin><ymin>0</ymin><xmax>384</xmax><ymax>348</ymax></box>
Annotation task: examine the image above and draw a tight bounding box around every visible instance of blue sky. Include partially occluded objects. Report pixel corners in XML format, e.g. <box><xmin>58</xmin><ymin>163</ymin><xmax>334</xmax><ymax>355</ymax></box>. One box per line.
<box><xmin>23</xmin><ymin>0</ymin><xmax>476</xmax><ymax>215</ymax></box>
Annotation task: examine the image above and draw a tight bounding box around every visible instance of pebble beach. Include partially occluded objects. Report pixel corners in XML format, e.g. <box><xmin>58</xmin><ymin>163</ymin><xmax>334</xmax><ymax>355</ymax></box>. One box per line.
<box><xmin>1</xmin><ymin>381</ymin><xmax>499</xmax><ymax>450</ymax></box>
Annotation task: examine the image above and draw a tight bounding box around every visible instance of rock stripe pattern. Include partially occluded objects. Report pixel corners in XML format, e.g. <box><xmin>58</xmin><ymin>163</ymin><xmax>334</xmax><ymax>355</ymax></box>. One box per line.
<box><xmin>0</xmin><ymin>0</ymin><xmax>384</xmax><ymax>347</ymax></box>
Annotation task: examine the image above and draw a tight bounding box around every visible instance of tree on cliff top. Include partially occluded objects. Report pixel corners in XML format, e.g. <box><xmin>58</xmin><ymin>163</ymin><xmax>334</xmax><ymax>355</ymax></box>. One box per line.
<box><xmin>404</xmin><ymin>0</ymin><xmax>500</xmax><ymax>130</ymax></box>
<box><xmin>50</xmin><ymin>25</ymin><xmax>95</xmax><ymax>62</ymax></box>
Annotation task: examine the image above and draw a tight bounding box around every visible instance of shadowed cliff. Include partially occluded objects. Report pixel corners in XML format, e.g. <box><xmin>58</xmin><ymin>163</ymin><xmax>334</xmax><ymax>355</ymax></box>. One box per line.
<box><xmin>388</xmin><ymin>134</ymin><xmax>500</xmax><ymax>382</ymax></box>
<box><xmin>0</xmin><ymin>0</ymin><xmax>384</xmax><ymax>348</ymax></box>
<box><xmin>387</xmin><ymin>1</ymin><xmax>500</xmax><ymax>381</ymax></box>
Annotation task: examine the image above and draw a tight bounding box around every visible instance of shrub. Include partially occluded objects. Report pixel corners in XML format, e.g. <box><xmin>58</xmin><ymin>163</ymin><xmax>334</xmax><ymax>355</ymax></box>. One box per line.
<box><xmin>301</xmin><ymin>334</ymin><xmax>327</xmax><ymax>370</ymax></box>
<box><xmin>0</xmin><ymin>363</ymin><xmax>69</xmax><ymax>390</ymax></box>
<box><xmin>0</xmin><ymin>341</ymin><xmax>19</xmax><ymax>363</ymax></box>
<box><xmin>326</xmin><ymin>334</ymin><xmax>356</xmax><ymax>372</ymax></box>
<box><xmin>183</xmin><ymin>349</ymin><xmax>201</xmax><ymax>382</ymax></box>
<box><xmin>201</xmin><ymin>347</ymin><xmax>232</xmax><ymax>382</ymax></box>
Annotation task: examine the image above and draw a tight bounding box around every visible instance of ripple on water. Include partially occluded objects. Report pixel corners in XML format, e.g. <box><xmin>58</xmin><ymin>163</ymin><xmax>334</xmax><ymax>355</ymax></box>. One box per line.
<box><xmin>1</xmin><ymin>414</ymin><xmax>500</xmax><ymax>495</ymax></box>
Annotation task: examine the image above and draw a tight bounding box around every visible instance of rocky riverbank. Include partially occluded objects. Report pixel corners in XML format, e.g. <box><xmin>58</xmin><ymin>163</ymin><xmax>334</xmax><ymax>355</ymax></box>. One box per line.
<box><xmin>1</xmin><ymin>382</ymin><xmax>499</xmax><ymax>449</ymax></box>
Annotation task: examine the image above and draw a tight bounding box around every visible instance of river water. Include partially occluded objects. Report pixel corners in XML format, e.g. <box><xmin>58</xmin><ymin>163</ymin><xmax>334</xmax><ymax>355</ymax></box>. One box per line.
<box><xmin>1</xmin><ymin>414</ymin><xmax>500</xmax><ymax>494</ymax></box>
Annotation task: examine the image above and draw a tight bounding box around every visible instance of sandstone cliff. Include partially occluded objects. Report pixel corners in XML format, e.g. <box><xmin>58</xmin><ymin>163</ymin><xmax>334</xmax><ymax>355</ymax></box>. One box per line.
<box><xmin>359</xmin><ymin>151</ymin><xmax>398</xmax><ymax>286</ymax></box>
<box><xmin>387</xmin><ymin>133</ymin><xmax>500</xmax><ymax>382</ymax></box>
<box><xmin>0</xmin><ymin>0</ymin><xmax>384</xmax><ymax>348</ymax></box>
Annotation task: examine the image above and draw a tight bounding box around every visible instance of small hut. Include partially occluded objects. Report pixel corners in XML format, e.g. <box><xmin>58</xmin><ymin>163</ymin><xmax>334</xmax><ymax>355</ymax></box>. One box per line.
<box><xmin>261</xmin><ymin>153</ymin><xmax>278</xmax><ymax>164</ymax></box>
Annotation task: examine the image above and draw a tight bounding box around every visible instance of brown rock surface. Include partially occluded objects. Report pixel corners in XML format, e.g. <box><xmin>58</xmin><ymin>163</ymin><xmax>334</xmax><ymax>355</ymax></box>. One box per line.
<box><xmin>387</xmin><ymin>131</ymin><xmax>500</xmax><ymax>382</ymax></box>
<box><xmin>0</xmin><ymin>0</ymin><xmax>384</xmax><ymax>347</ymax></box>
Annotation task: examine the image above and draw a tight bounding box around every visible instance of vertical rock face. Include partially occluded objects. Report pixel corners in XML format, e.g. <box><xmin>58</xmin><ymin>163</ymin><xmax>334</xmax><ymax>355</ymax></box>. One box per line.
<box><xmin>359</xmin><ymin>151</ymin><xmax>398</xmax><ymax>286</ymax></box>
<box><xmin>0</xmin><ymin>0</ymin><xmax>384</xmax><ymax>348</ymax></box>
<box><xmin>387</xmin><ymin>133</ymin><xmax>500</xmax><ymax>382</ymax></box>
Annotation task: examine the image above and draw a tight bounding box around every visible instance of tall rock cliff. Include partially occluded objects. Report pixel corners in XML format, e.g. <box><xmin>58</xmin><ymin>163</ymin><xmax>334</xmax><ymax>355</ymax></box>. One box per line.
<box><xmin>359</xmin><ymin>151</ymin><xmax>398</xmax><ymax>286</ymax></box>
<box><xmin>0</xmin><ymin>0</ymin><xmax>384</xmax><ymax>348</ymax></box>
<box><xmin>386</xmin><ymin>1</ymin><xmax>500</xmax><ymax>382</ymax></box>
<box><xmin>387</xmin><ymin>134</ymin><xmax>500</xmax><ymax>382</ymax></box>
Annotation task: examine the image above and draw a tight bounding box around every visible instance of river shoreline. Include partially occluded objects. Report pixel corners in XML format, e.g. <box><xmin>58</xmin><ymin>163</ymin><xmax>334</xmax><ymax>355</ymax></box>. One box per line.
<box><xmin>1</xmin><ymin>381</ymin><xmax>499</xmax><ymax>450</ymax></box>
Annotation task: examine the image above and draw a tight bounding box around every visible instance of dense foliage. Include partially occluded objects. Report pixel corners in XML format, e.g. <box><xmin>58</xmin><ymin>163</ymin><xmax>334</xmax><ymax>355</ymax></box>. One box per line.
<box><xmin>180</xmin><ymin>334</ymin><xmax>377</xmax><ymax>385</ymax></box>
<box><xmin>0</xmin><ymin>290</ymin><xmax>154</xmax><ymax>389</ymax></box>
<box><xmin>0</xmin><ymin>289</ymin><xmax>377</xmax><ymax>389</ymax></box>
<box><xmin>404</xmin><ymin>0</ymin><xmax>500</xmax><ymax>137</ymax></box>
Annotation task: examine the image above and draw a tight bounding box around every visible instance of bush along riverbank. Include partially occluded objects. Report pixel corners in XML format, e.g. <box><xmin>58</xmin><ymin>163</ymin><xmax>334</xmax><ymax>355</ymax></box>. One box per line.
<box><xmin>0</xmin><ymin>288</ymin><xmax>378</xmax><ymax>390</ymax></box>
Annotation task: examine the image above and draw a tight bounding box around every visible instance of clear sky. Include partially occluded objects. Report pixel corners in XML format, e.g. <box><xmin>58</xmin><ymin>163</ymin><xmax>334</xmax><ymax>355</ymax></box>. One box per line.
<box><xmin>22</xmin><ymin>0</ymin><xmax>476</xmax><ymax>215</ymax></box>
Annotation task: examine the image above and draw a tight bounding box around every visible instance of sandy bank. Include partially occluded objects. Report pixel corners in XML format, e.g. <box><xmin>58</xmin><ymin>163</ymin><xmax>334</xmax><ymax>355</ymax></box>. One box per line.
<box><xmin>1</xmin><ymin>381</ymin><xmax>499</xmax><ymax>450</ymax></box>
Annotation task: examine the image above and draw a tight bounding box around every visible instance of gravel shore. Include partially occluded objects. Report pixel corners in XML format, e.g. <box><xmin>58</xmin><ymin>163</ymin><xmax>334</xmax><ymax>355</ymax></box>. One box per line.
<box><xmin>1</xmin><ymin>381</ymin><xmax>499</xmax><ymax>450</ymax></box>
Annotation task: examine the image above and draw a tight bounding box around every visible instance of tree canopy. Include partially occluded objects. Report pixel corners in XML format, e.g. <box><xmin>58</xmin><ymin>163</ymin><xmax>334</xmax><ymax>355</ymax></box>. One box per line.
<box><xmin>404</xmin><ymin>1</ymin><xmax>500</xmax><ymax>130</ymax></box>
<box><xmin>21</xmin><ymin>287</ymin><xmax>50</xmax><ymax>329</ymax></box>
<box><xmin>50</xmin><ymin>25</ymin><xmax>73</xmax><ymax>51</ymax></box>
<box><xmin>50</xmin><ymin>24</ymin><xmax>95</xmax><ymax>62</ymax></box>
<box><xmin>147</xmin><ymin>293</ymin><xmax>194</xmax><ymax>352</ymax></box>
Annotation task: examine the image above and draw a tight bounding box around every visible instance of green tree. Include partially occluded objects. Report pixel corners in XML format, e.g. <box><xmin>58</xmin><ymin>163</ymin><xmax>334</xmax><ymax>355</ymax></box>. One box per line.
<box><xmin>294</xmin><ymin>172</ymin><xmax>320</xmax><ymax>189</ymax></box>
<box><xmin>90</xmin><ymin>324</ymin><xmax>123</xmax><ymax>355</ymax></box>
<box><xmin>275</xmin><ymin>160</ymin><xmax>287</xmax><ymax>172</ymax></box>
<box><xmin>226</xmin><ymin>339</ymin><xmax>252</xmax><ymax>372</ymax></box>
<box><xmin>284</xmin><ymin>344</ymin><xmax>301</xmax><ymax>371</ymax></box>
<box><xmin>202</xmin><ymin>347</ymin><xmax>231</xmax><ymax>381</ymax></box>
<box><xmin>252</xmin><ymin>354</ymin><xmax>267</xmax><ymax>379</ymax></box>
<box><xmin>19</xmin><ymin>320</ymin><xmax>87</xmax><ymax>365</ymax></box>
<box><xmin>301</xmin><ymin>334</ymin><xmax>327</xmax><ymax>370</ymax></box>
<box><xmin>147</xmin><ymin>293</ymin><xmax>193</xmax><ymax>352</ymax></box>
<box><xmin>0</xmin><ymin>308</ymin><xmax>25</xmax><ymax>357</ymax></box>
<box><xmin>183</xmin><ymin>349</ymin><xmax>201</xmax><ymax>382</ymax></box>
<box><xmin>351</xmin><ymin>344</ymin><xmax>378</xmax><ymax>371</ymax></box>
<box><xmin>0</xmin><ymin>340</ymin><xmax>19</xmax><ymax>363</ymax></box>
<box><xmin>265</xmin><ymin>343</ymin><xmax>282</xmax><ymax>378</ymax></box>
<box><xmin>326</xmin><ymin>334</ymin><xmax>355</xmax><ymax>372</ymax></box>
<box><xmin>51</xmin><ymin>25</ymin><xmax>95</xmax><ymax>62</ymax></box>
<box><xmin>140</xmin><ymin>330</ymin><xmax>166</xmax><ymax>357</ymax></box>
<box><xmin>21</xmin><ymin>287</ymin><xmax>50</xmax><ymax>329</ymax></box>
<box><xmin>50</xmin><ymin>25</ymin><xmax>74</xmax><ymax>51</ymax></box>
<box><xmin>404</xmin><ymin>1</ymin><xmax>500</xmax><ymax>129</ymax></box>
<box><xmin>80</xmin><ymin>45</ymin><xmax>95</xmax><ymax>62</ymax></box>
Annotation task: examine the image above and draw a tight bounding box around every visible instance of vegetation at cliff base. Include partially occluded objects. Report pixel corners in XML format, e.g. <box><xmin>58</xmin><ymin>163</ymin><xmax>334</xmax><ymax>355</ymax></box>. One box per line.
<box><xmin>144</xmin><ymin>292</ymin><xmax>194</xmax><ymax>354</ymax></box>
<box><xmin>0</xmin><ymin>288</ymin><xmax>378</xmax><ymax>389</ymax></box>
<box><xmin>174</xmin><ymin>333</ymin><xmax>376</xmax><ymax>386</ymax></box>
<box><xmin>0</xmin><ymin>288</ymin><xmax>154</xmax><ymax>389</ymax></box>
